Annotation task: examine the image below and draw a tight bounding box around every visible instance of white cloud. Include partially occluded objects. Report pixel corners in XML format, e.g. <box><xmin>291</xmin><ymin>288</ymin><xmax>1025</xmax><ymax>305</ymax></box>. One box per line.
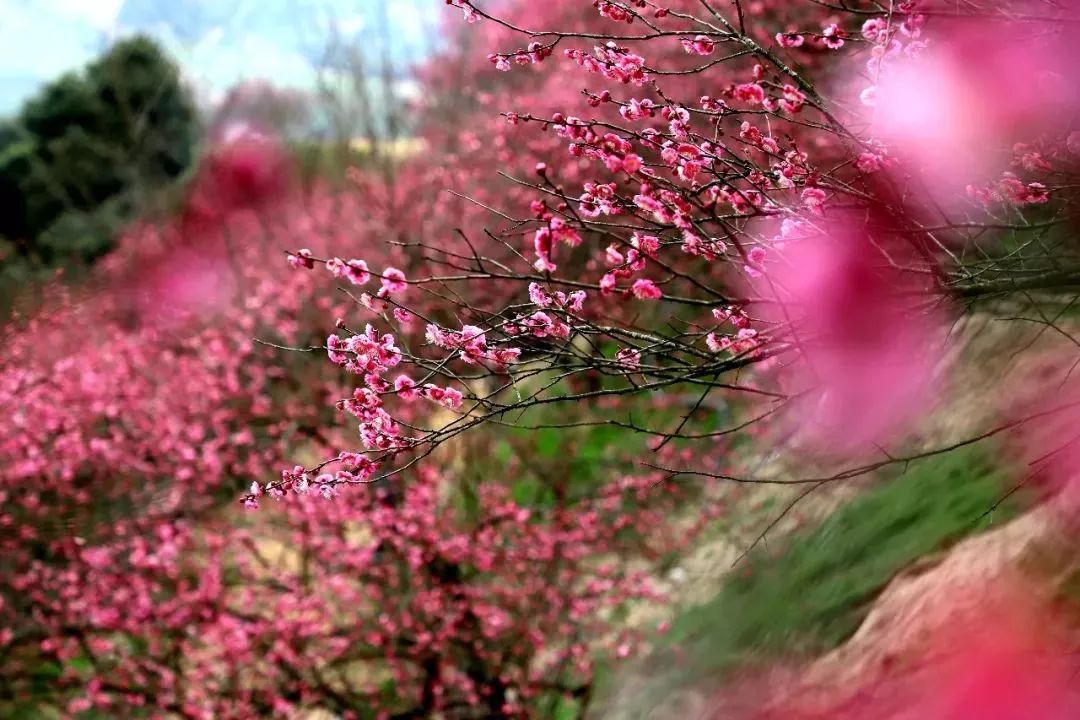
<box><xmin>0</xmin><ymin>1</ymin><xmax>102</xmax><ymax>80</ymax></box>
<box><xmin>211</xmin><ymin>35</ymin><xmax>313</xmax><ymax>88</ymax></box>
<box><xmin>49</xmin><ymin>0</ymin><xmax>125</xmax><ymax>31</ymax></box>
<box><xmin>336</xmin><ymin>14</ymin><xmax>366</xmax><ymax>37</ymax></box>
<box><xmin>195</xmin><ymin>26</ymin><xmax>226</xmax><ymax>51</ymax></box>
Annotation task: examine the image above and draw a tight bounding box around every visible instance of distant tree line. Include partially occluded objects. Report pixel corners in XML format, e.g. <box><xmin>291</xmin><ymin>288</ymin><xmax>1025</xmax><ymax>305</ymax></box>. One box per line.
<box><xmin>0</xmin><ymin>35</ymin><xmax>199</xmax><ymax>304</ymax></box>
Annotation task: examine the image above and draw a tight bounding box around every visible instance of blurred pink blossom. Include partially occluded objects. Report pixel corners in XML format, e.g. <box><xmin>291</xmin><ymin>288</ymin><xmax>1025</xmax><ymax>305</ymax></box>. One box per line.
<box><xmin>867</xmin><ymin>8</ymin><xmax>1078</xmax><ymax>195</ymax></box>
<box><xmin>188</xmin><ymin>127</ymin><xmax>293</xmax><ymax>219</ymax></box>
<box><xmin>928</xmin><ymin>629</ymin><xmax>1072</xmax><ymax>720</ymax></box>
<box><xmin>915</xmin><ymin>587</ymin><xmax>1078</xmax><ymax>720</ymax></box>
<box><xmin>130</xmin><ymin>246</ymin><xmax>236</xmax><ymax>323</ymax></box>
<box><xmin>765</xmin><ymin>220</ymin><xmax>944</xmax><ymax>453</ymax></box>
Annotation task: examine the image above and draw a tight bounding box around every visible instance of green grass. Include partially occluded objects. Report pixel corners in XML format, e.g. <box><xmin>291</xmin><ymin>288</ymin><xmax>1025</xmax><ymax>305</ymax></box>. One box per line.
<box><xmin>447</xmin><ymin>380</ymin><xmax>731</xmax><ymax>517</ymax></box>
<box><xmin>621</xmin><ymin>443</ymin><xmax>1020</xmax><ymax>707</ymax></box>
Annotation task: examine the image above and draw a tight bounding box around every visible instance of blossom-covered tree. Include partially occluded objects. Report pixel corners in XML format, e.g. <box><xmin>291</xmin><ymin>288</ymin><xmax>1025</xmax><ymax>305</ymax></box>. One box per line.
<box><xmin>6</xmin><ymin>0</ymin><xmax>1080</xmax><ymax>718</ymax></box>
<box><xmin>261</xmin><ymin>0</ymin><xmax>1080</xmax><ymax>506</ymax></box>
<box><xmin>0</xmin><ymin>129</ymin><xmax>721</xmax><ymax>717</ymax></box>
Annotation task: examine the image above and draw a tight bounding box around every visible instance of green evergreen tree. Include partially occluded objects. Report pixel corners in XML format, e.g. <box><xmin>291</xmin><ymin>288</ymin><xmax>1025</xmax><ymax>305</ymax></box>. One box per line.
<box><xmin>0</xmin><ymin>35</ymin><xmax>199</xmax><ymax>268</ymax></box>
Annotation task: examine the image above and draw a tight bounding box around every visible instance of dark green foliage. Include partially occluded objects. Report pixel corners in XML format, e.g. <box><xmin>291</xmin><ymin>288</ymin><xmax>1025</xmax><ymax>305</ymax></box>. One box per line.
<box><xmin>0</xmin><ymin>126</ymin><xmax>36</xmax><ymax>246</ymax></box>
<box><xmin>0</xmin><ymin>35</ymin><xmax>198</xmax><ymax>277</ymax></box>
<box><xmin>19</xmin><ymin>73</ymin><xmax>99</xmax><ymax>143</ymax></box>
<box><xmin>37</xmin><ymin>195</ymin><xmax>132</xmax><ymax>265</ymax></box>
<box><xmin>85</xmin><ymin>36</ymin><xmax>197</xmax><ymax>182</ymax></box>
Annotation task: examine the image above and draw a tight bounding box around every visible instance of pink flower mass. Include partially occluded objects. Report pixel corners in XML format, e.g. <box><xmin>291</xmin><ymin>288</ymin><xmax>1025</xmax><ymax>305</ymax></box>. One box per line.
<box><xmin>863</xmin><ymin>2</ymin><xmax>1079</xmax><ymax>197</ymax></box>
<box><xmin>759</xmin><ymin>218</ymin><xmax>945</xmax><ymax>453</ymax></box>
<box><xmin>4</xmin><ymin>0</ymin><xmax>1080</xmax><ymax>717</ymax></box>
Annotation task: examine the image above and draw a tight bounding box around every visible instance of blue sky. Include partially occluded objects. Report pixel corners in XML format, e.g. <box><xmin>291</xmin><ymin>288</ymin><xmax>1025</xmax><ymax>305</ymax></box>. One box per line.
<box><xmin>0</xmin><ymin>0</ymin><xmax>437</xmax><ymax>116</ymax></box>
